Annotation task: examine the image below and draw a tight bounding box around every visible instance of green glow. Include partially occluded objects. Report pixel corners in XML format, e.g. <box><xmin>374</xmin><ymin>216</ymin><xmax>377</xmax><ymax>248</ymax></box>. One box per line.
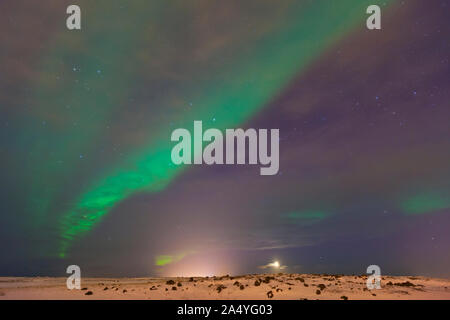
<box><xmin>38</xmin><ymin>0</ymin><xmax>395</xmax><ymax>256</ymax></box>
<box><xmin>155</xmin><ymin>255</ymin><xmax>173</xmax><ymax>266</ymax></box>
<box><xmin>286</xmin><ymin>210</ymin><xmax>331</xmax><ymax>225</ymax></box>
<box><xmin>401</xmin><ymin>193</ymin><xmax>450</xmax><ymax>215</ymax></box>
<box><xmin>155</xmin><ymin>252</ymin><xmax>189</xmax><ymax>266</ymax></box>
<box><xmin>287</xmin><ymin>210</ymin><xmax>330</xmax><ymax>220</ymax></box>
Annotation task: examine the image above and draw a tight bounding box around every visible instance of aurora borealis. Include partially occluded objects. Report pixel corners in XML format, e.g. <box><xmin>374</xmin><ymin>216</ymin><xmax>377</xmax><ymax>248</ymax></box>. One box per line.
<box><xmin>1</xmin><ymin>0</ymin><xmax>449</xmax><ymax>277</ymax></box>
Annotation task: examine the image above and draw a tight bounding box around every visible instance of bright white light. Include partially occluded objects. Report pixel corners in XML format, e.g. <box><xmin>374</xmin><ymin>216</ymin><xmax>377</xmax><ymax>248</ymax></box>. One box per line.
<box><xmin>258</xmin><ymin>260</ymin><xmax>287</xmax><ymax>270</ymax></box>
<box><xmin>268</xmin><ymin>261</ymin><xmax>280</xmax><ymax>269</ymax></box>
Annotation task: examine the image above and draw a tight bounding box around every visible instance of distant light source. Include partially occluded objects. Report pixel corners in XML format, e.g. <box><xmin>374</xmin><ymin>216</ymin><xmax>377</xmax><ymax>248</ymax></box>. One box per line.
<box><xmin>268</xmin><ymin>261</ymin><xmax>280</xmax><ymax>269</ymax></box>
<box><xmin>259</xmin><ymin>260</ymin><xmax>287</xmax><ymax>271</ymax></box>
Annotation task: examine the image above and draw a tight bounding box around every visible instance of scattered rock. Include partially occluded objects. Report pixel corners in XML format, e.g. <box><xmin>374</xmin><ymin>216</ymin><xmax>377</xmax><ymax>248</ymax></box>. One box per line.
<box><xmin>341</xmin><ymin>296</ymin><xmax>348</xmax><ymax>300</ymax></box>
<box><xmin>172</xmin><ymin>286</ymin><xmax>177</xmax><ymax>291</ymax></box>
<box><xmin>177</xmin><ymin>282</ymin><xmax>182</xmax><ymax>287</ymax></box>
<box><xmin>122</xmin><ymin>289</ymin><xmax>127</xmax><ymax>293</ymax></box>
<box><xmin>394</xmin><ymin>281</ymin><xmax>416</xmax><ymax>287</ymax></box>
<box><xmin>316</xmin><ymin>289</ymin><xmax>321</xmax><ymax>295</ymax></box>
<box><xmin>85</xmin><ymin>291</ymin><xmax>93</xmax><ymax>295</ymax></box>
<box><xmin>216</xmin><ymin>284</ymin><xmax>227</xmax><ymax>293</ymax></box>
<box><xmin>254</xmin><ymin>280</ymin><xmax>261</xmax><ymax>286</ymax></box>
<box><xmin>317</xmin><ymin>284</ymin><xmax>326</xmax><ymax>290</ymax></box>
<box><xmin>267</xmin><ymin>290</ymin><xmax>274</xmax><ymax>298</ymax></box>
<box><xmin>81</xmin><ymin>287</ymin><xmax>88</xmax><ymax>291</ymax></box>
<box><xmin>295</xmin><ymin>277</ymin><xmax>305</xmax><ymax>282</ymax></box>
<box><xmin>103</xmin><ymin>287</ymin><xmax>108</xmax><ymax>291</ymax></box>
<box><xmin>263</xmin><ymin>276</ymin><xmax>275</xmax><ymax>284</ymax></box>
<box><xmin>166</xmin><ymin>280</ymin><xmax>175</xmax><ymax>285</ymax></box>
<box><xmin>239</xmin><ymin>285</ymin><xmax>245</xmax><ymax>290</ymax></box>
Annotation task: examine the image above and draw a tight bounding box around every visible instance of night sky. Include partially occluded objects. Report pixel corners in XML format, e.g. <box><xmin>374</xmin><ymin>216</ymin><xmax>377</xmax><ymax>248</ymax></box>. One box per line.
<box><xmin>1</xmin><ymin>0</ymin><xmax>449</xmax><ymax>277</ymax></box>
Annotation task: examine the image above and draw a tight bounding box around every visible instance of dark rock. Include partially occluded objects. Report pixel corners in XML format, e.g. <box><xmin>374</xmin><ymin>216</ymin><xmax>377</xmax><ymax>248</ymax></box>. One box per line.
<box><xmin>317</xmin><ymin>284</ymin><xmax>326</xmax><ymax>290</ymax></box>
<box><xmin>216</xmin><ymin>284</ymin><xmax>226</xmax><ymax>293</ymax></box>
<box><xmin>394</xmin><ymin>281</ymin><xmax>416</xmax><ymax>287</ymax></box>
<box><xmin>262</xmin><ymin>276</ymin><xmax>274</xmax><ymax>284</ymax></box>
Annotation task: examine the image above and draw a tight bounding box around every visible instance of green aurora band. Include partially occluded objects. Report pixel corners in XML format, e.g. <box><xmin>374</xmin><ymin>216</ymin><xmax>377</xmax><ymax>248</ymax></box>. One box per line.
<box><xmin>24</xmin><ymin>1</ymin><xmax>396</xmax><ymax>257</ymax></box>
